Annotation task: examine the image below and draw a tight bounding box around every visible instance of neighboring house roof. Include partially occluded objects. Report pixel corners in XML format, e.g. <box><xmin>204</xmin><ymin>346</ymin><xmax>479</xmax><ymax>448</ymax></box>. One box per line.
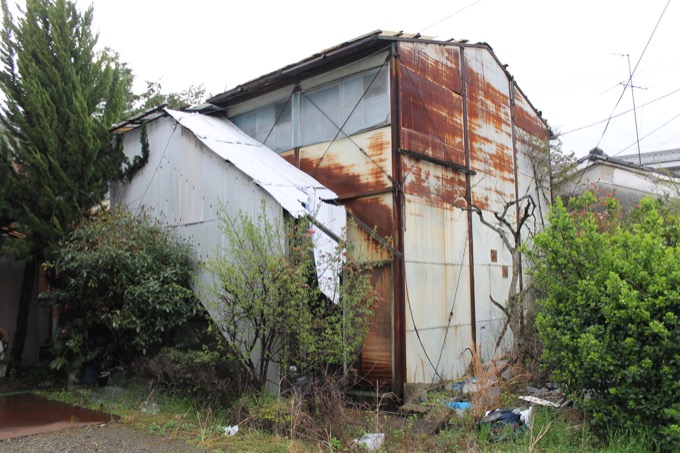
<box><xmin>165</xmin><ymin>109</ymin><xmax>338</xmax><ymax>218</ymax></box>
<box><xmin>576</xmin><ymin>147</ymin><xmax>680</xmax><ymax>176</ymax></box>
<box><xmin>617</xmin><ymin>148</ymin><xmax>680</xmax><ymax>172</ymax></box>
<box><xmin>556</xmin><ymin>148</ymin><xmax>680</xmax><ymax>208</ymax></box>
<box><xmin>575</xmin><ymin>147</ymin><xmax>652</xmax><ymax>173</ymax></box>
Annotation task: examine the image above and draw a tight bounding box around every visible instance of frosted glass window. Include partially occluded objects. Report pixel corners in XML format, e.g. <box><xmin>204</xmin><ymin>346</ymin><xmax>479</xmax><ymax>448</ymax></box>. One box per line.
<box><xmin>299</xmin><ymin>67</ymin><xmax>388</xmax><ymax>146</ymax></box>
<box><xmin>232</xmin><ymin>66</ymin><xmax>389</xmax><ymax>151</ymax></box>
<box><xmin>232</xmin><ymin>101</ymin><xmax>293</xmax><ymax>152</ymax></box>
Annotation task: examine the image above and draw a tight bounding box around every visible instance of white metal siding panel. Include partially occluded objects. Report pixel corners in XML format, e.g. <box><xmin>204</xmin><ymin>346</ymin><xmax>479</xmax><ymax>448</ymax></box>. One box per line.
<box><xmin>464</xmin><ymin>47</ymin><xmax>518</xmax><ymax>361</ymax></box>
<box><xmin>402</xmin><ymin>194</ymin><xmax>472</xmax><ymax>382</ymax></box>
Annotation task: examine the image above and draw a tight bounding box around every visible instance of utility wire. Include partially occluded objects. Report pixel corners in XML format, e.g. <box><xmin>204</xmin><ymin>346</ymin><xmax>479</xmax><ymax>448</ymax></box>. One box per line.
<box><xmin>418</xmin><ymin>0</ymin><xmax>483</xmax><ymax>34</ymax></box>
<box><xmin>613</xmin><ymin>111</ymin><xmax>680</xmax><ymax>156</ymax></box>
<box><xmin>569</xmin><ymin>0</ymin><xmax>671</xmax><ymax>198</ymax></box>
<box><xmin>561</xmin><ymin>86</ymin><xmax>680</xmax><ymax>135</ymax></box>
<box><xmin>594</xmin><ymin>0</ymin><xmax>671</xmax><ymax>149</ymax></box>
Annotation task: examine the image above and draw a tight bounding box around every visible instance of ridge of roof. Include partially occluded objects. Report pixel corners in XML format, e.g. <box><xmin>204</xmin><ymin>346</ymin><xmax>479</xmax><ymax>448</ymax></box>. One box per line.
<box><xmin>206</xmin><ymin>30</ymin><xmax>544</xmax><ymax>124</ymax></box>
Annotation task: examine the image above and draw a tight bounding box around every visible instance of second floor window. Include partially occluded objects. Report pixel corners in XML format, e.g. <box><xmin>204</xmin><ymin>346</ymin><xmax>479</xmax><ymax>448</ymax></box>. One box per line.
<box><xmin>232</xmin><ymin>66</ymin><xmax>389</xmax><ymax>153</ymax></box>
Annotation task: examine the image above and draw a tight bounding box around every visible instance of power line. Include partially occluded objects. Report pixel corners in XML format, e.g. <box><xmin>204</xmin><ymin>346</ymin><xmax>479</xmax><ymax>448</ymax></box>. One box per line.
<box><xmin>418</xmin><ymin>0</ymin><xmax>483</xmax><ymax>34</ymax></box>
<box><xmin>560</xmin><ymin>86</ymin><xmax>680</xmax><ymax>135</ymax></box>
<box><xmin>594</xmin><ymin>0</ymin><xmax>671</xmax><ymax>149</ymax></box>
<box><xmin>613</xmin><ymin>111</ymin><xmax>680</xmax><ymax>156</ymax></box>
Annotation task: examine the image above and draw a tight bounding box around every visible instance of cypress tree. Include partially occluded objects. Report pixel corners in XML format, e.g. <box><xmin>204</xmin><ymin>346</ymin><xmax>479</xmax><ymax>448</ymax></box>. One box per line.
<box><xmin>0</xmin><ymin>0</ymin><xmax>142</xmax><ymax>372</ymax></box>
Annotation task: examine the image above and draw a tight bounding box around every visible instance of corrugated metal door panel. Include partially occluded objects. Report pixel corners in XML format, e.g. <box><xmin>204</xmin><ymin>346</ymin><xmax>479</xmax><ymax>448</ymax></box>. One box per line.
<box><xmin>360</xmin><ymin>264</ymin><xmax>393</xmax><ymax>385</ymax></box>
<box><xmin>403</xmin><ymin>210</ymin><xmax>472</xmax><ymax>383</ymax></box>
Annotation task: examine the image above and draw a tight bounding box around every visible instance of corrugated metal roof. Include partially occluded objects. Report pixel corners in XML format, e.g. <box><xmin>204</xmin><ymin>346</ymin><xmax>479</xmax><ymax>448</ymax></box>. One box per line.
<box><xmin>165</xmin><ymin>109</ymin><xmax>338</xmax><ymax>218</ymax></box>
<box><xmin>165</xmin><ymin>109</ymin><xmax>346</xmax><ymax>303</ymax></box>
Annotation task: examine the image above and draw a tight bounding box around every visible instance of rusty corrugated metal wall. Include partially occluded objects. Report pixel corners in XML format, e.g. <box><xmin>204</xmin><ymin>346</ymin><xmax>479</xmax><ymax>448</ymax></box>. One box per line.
<box><xmin>219</xmin><ymin>34</ymin><xmax>550</xmax><ymax>392</ymax></box>
<box><xmin>395</xmin><ymin>40</ymin><xmax>548</xmax><ymax>384</ymax></box>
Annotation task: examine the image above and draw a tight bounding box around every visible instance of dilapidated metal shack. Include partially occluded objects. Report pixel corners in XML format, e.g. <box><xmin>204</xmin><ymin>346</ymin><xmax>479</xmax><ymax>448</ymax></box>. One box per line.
<box><xmin>205</xmin><ymin>30</ymin><xmax>551</xmax><ymax>393</ymax></box>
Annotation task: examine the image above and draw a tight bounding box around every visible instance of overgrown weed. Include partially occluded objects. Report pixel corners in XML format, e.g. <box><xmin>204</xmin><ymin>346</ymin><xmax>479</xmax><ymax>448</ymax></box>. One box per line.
<box><xmin>38</xmin><ymin>376</ymin><xmax>660</xmax><ymax>453</ymax></box>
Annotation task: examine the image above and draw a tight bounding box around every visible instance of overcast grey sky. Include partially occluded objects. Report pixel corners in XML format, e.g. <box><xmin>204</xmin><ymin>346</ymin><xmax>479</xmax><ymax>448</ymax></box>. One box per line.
<box><xmin>23</xmin><ymin>1</ymin><xmax>680</xmax><ymax>158</ymax></box>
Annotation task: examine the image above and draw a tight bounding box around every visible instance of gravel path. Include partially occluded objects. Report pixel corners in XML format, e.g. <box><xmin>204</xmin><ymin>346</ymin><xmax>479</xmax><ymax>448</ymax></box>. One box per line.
<box><xmin>0</xmin><ymin>422</ymin><xmax>208</xmax><ymax>452</ymax></box>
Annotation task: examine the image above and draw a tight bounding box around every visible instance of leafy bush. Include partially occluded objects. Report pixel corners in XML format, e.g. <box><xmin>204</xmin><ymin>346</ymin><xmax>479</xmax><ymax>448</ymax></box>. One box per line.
<box><xmin>530</xmin><ymin>193</ymin><xmax>680</xmax><ymax>450</ymax></box>
<box><xmin>203</xmin><ymin>205</ymin><xmax>378</xmax><ymax>391</ymax></box>
<box><xmin>46</xmin><ymin>210</ymin><xmax>200</xmax><ymax>371</ymax></box>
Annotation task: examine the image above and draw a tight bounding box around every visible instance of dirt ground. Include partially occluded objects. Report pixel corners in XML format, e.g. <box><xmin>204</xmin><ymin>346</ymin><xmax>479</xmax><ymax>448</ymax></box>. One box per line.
<box><xmin>0</xmin><ymin>422</ymin><xmax>208</xmax><ymax>453</ymax></box>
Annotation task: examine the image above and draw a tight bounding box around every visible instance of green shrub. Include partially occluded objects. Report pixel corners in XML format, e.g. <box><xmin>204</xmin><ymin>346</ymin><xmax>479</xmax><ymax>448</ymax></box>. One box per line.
<box><xmin>530</xmin><ymin>193</ymin><xmax>680</xmax><ymax>450</ymax></box>
<box><xmin>45</xmin><ymin>210</ymin><xmax>200</xmax><ymax>372</ymax></box>
<box><xmin>203</xmin><ymin>205</ymin><xmax>378</xmax><ymax>391</ymax></box>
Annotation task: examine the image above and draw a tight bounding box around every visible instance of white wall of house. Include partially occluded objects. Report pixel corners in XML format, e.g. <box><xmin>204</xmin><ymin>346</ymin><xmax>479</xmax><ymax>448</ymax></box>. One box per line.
<box><xmin>557</xmin><ymin>161</ymin><xmax>678</xmax><ymax>210</ymax></box>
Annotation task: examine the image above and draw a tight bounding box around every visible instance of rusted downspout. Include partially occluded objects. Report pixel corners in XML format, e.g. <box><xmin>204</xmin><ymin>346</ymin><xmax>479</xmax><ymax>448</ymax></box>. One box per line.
<box><xmin>390</xmin><ymin>44</ymin><xmax>407</xmax><ymax>395</ymax></box>
<box><xmin>460</xmin><ymin>46</ymin><xmax>477</xmax><ymax>347</ymax></box>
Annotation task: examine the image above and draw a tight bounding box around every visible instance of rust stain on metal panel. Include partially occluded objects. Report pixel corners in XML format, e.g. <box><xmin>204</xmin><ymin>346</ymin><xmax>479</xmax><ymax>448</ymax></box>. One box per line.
<box><xmin>280</xmin><ymin>150</ymin><xmax>295</xmax><ymax>166</ymax></box>
<box><xmin>345</xmin><ymin>195</ymin><xmax>393</xmax><ymax>238</ymax></box>
<box><xmin>402</xmin><ymin>156</ymin><xmax>467</xmax><ymax>208</ymax></box>
<box><xmin>361</xmin><ymin>264</ymin><xmax>393</xmax><ymax>385</ymax></box>
<box><xmin>513</xmin><ymin>89</ymin><xmax>548</xmax><ymax>139</ymax></box>
<box><xmin>398</xmin><ymin>42</ymin><xmax>463</xmax><ymax>95</ymax></box>
<box><xmin>471</xmin><ymin>193</ymin><xmax>490</xmax><ymax>212</ymax></box>
<box><xmin>401</xmin><ymin>129</ymin><xmax>465</xmax><ymax>165</ymax></box>
<box><xmin>399</xmin><ymin>64</ymin><xmax>465</xmax><ymax>165</ymax></box>
<box><xmin>300</xmin><ymin>155</ymin><xmax>388</xmax><ymax>197</ymax></box>
<box><xmin>367</xmin><ymin>130</ymin><xmax>390</xmax><ymax>156</ymax></box>
<box><xmin>464</xmin><ymin>60</ymin><xmax>515</xmax><ymax>186</ymax></box>
<box><xmin>298</xmin><ymin>131</ymin><xmax>392</xmax><ymax>197</ymax></box>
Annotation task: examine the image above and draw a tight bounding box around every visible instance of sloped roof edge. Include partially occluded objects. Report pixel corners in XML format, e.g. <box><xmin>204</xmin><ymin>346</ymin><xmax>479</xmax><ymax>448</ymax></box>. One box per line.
<box><xmin>206</xmin><ymin>30</ymin><xmax>545</xmax><ymax>126</ymax></box>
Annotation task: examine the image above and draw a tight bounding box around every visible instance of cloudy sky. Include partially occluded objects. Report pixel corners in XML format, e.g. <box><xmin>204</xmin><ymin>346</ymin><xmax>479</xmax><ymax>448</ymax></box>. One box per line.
<box><xmin>42</xmin><ymin>1</ymin><xmax>680</xmax><ymax>157</ymax></box>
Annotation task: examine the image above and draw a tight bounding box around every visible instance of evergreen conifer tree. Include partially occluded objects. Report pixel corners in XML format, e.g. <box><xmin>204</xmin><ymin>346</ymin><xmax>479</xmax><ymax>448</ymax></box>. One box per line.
<box><xmin>0</xmin><ymin>0</ymin><xmax>142</xmax><ymax>372</ymax></box>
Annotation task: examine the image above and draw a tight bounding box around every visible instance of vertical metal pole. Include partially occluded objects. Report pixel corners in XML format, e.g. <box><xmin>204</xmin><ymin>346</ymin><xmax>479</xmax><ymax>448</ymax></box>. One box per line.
<box><xmin>390</xmin><ymin>45</ymin><xmax>406</xmax><ymax>396</ymax></box>
<box><xmin>460</xmin><ymin>47</ymin><xmax>477</xmax><ymax>347</ymax></box>
<box><xmin>627</xmin><ymin>54</ymin><xmax>643</xmax><ymax>165</ymax></box>
<box><xmin>508</xmin><ymin>78</ymin><xmax>523</xmax><ymax>293</ymax></box>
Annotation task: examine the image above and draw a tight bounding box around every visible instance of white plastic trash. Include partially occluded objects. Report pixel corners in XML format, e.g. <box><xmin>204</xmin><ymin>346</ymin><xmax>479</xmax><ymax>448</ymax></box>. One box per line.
<box><xmin>224</xmin><ymin>425</ymin><xmax>239</xmax><ymax>436</ymax></box>
<box><xmin>519</xmin><ymin>407</ymin><xmax>533</xmax><ymax>429</ymax></box>
<box><xmin>354</xmin><ymin>433</ymin><xmax>385</xmax><ymax>450</ymax></box>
